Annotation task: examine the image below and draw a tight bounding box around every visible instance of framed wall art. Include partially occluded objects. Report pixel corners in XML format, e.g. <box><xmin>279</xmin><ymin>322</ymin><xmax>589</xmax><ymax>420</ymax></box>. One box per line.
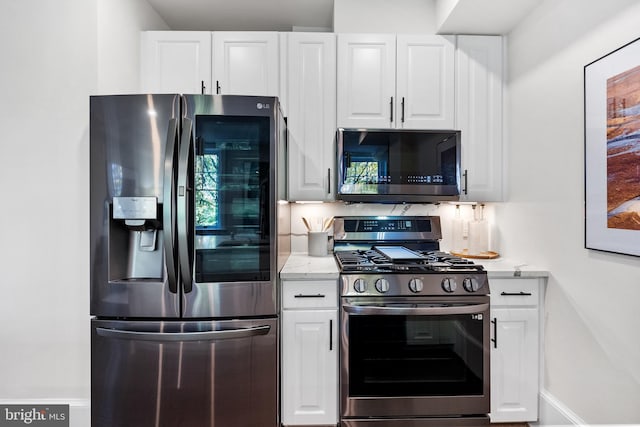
<box><xmin>585</xmin><ymin>36</ymin><xmax>640</xmax><ymax>257</ymax></box>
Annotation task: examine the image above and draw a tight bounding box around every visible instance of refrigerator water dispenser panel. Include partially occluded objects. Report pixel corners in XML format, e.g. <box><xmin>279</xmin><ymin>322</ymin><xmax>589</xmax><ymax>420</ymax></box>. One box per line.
<box><xmin>113</xmin><ymin>196</ymin><xmax>158</xmax><ymax>227</ymax></box>
<box><xmin>109</xmin><ymin>196</ymin><xmax>164</xmax><ymax>281</ymax></box>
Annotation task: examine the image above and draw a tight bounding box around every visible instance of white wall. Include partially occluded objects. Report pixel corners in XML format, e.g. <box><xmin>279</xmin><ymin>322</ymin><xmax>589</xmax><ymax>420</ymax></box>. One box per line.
<box><xmin>334</xmin><ymin>0</ymin><xmax>437</xmax><ymax>33</ymax></box>
<box><xmin>502</xmin><ymin>0</ymin><xmax>640</xmax><ymax>423</ymax></box>
<box><xmin>97</xmin><ymin>0</ymin><xmax>169</xmax><ymax>94</ymax></box>
<box><xmin>435</xmin><ymin>0</ymin><xmax>459</xmax><ymax>30</ymax></box>
<box><xmin>0</xmin><ymin>1</ymin><xmax>169</xmax><ymax>424</ymax></box>
<box><xmin>0</xmin><ymin>0</ymin><xmax>97</xmax><ymax>402</ymax></box>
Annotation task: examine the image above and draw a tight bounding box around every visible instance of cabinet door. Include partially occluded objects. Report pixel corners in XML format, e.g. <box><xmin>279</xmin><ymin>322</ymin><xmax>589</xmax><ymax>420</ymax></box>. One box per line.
<box><xmin>396</xmin><ymin>35</ymin><xmax>455</xmax><ymax>129</ymax></box>
<box><xmin>282</xmin><ymin>309</ymin><xmax>338</xmax><ymax>425</ymax></box>
<box><xmin>140</xmin><ymin>31</ymin><xmax>211</xmax><ymax>94</ymax></box>
<box><xmin>287</xmin><ymin>33</ymin><xmax>336</xmax><ymax>201</ymax></box>
<box><xmin>212</xmin><ymin>32</ymin><xmax>279</xmax><ymax>96</ymax></box>
<box><xmin>337</xmin><ymin>33</ymin><xmax>396</xmax><ymax>128</ymax></box>
<box><xmin>457</xmin><ymin>35</ymin><xmax>504</xmax><ymax>201</ymax></box>
<box><xmin>490</xmin><ymin>307</ymin><xmax>539</xmax><ymax>422</ymax></box>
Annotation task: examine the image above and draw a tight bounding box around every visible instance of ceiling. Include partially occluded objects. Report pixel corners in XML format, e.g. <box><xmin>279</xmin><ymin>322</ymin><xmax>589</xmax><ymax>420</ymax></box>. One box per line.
<box><xmin>146</xmin><ymin>0</ymin><xmax>335</xmax><ymax>31</ymax></box>
<box><xmin>145</xmin><ymin>0</ymin><xmax>541</xmax><ymax>34</ymax></box>
<box><xmin>437</xmin><ymin>0</ymin><xmax>542</xmax><ymax>34</ymax></box>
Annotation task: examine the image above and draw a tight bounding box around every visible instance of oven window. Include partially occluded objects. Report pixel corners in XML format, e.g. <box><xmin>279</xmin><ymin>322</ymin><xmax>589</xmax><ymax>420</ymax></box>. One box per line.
<box><xmin>348</xmin><ymin>314</ymin><xmax>484</xmax><ymax>397</ymax></box>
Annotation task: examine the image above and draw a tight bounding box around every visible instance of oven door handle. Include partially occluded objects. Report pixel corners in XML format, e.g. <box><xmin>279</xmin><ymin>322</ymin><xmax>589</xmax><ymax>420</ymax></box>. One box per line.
<box><xmin>343</xmin><ymin>303</ymin><xmax>489</xmax><ymax>316</ymax></box>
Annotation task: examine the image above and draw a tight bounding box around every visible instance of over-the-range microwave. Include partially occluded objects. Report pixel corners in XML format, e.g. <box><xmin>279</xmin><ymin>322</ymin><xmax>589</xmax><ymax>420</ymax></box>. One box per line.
<box><xmin>336</xmin><ymin>128</ymin><xmax>461</xmax><ymax>203</ymax></box>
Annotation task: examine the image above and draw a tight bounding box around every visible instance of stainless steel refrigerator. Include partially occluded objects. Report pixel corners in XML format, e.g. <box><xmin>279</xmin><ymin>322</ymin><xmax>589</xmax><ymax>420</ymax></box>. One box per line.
<box><xmin>89</xmin><ymin>94</ymin><xmax>290</xmax><ymax>427</ymax></box>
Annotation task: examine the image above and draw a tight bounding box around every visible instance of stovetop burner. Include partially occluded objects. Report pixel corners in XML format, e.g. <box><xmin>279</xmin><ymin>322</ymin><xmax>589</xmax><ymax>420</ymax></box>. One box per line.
<box><xmin>332</xmin><ymin>216</ymin><xmax>489</xmax><ymax>297</ymax></box>
<box><xmin>334</xmin><ymin>248</ymin><xmax>485</xmax><ymax>273</ymax></box>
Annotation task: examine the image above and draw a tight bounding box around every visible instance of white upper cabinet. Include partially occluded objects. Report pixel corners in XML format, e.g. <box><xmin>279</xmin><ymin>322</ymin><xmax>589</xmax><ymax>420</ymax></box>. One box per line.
<box><xmin>212</xmin><ymin>32</ymin><xmax>279</xmax><ymax>96</ymax></box>
<box><xmin>456</xmin><ymin>35</ymin><xmax>504</xmax><ymax>201</ymax></box>
<box><xmin>337</xmin><ymin>34</ymin><xmax>396</xmax><ymax>128</ymax></box>
<box><xmin>140</xmin><ymin>31</ymin><xmax>280</xmax><ymax>97</ymax></box>
<box><xmin>140</xmin><ymin>31</ymin><xmax>212</xmax><ymax>94</ymax></box>
<box><xmin>396</xmin><ymin>35</ymin><xmax>455</xmax><ymax>129</ymax></box>
<box><xmin>337</xmin><ymin>34</ymin><xmax>455</xmax><ymax>129</ymax></box>
<box><xmin>286</xmin><ymin>33</ymin><xmax>336</xmax><ymax>201</ymax></box>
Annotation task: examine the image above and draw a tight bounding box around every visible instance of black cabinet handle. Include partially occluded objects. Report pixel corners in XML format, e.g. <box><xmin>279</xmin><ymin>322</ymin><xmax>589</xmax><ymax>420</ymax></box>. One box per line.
<box><xmin>293</xmin><ymin>294</ymin><xmax>326</xmax><ymax>298</ymax></box>
<box><xmin>327</xmin><ymin>168</ymin><xmax>331</xmax><ymax>195</ymax></box>
<box><xmin>401</xmin><ymin>97</ymin><xmax>405</xmax><ymax>123</ymax></box>
<box><xmin>500</xmin><ymin>291</ymin><xmax>533</xmax><ymax>296</ymax></box>
<box><xmin>216</xmin><ymin>80</ymin><xmax>221</xmax><ymax>94</ymax></box>
<box><xmin>201</xmin><ymin>80</ymin><xmax>206</xmax><ymax>94</ymax></box>
<box><xmin>329</xmin><ymin>319</ymin><xmax>333</xmax><ymax>351</ymax></box>
<box><xmin>491</xmin><ymin>318</ymin><xmax>497</xmax><ymax>348</ymax></box>
<box><xmin>463</xmin><ymin>169</ymin><xmax>468</xmax><ymax>195</ymax></box>
<box><xmin>390</xmin><ymin>96</ymin><xmax>394</xmax><ymax>123</ymax></box>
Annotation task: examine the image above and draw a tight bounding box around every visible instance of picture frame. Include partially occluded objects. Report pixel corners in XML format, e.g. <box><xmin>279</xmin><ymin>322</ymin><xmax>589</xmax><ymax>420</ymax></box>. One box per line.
<box><xmin>585</xmin><ymin>36</ymin><xmax>640</xmax><ymax>257</ymax></box>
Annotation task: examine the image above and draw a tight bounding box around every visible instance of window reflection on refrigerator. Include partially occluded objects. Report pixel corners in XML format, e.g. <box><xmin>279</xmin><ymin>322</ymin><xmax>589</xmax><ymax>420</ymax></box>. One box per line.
<box><xmin>194</xmin><ymin>115</ymin><xmax>271</xmax><ymax>283</ymax></box>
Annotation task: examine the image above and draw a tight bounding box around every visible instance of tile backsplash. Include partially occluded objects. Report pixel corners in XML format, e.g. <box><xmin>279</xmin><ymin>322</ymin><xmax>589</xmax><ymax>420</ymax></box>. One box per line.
<box><xmin>290</xmin><ymin>202</ymin><xmax>498</xmax><ymax>255</ymax></box>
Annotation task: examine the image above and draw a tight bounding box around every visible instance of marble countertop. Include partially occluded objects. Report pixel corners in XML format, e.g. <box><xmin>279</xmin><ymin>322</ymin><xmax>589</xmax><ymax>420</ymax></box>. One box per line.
<box><xmin>280</xmin><ymin>253</ymin><xmax>340</xmax><ymax>280</ymax></box>
<box><xmin>280</xmin><ymin>252</ymin><xmax>549</xmax><ymax>280</ymax></box>
<box><xmin>479</xmin><ymin>258</ymin><xmax>549</xmax><ymax>278</ymax></box>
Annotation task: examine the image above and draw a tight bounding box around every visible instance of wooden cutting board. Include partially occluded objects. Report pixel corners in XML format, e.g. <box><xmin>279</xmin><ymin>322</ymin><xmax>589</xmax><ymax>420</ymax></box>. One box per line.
<box><xmin>450</xmin><ymin>249</ymin><xmax>500</xmax><ymax>259</ymax></box>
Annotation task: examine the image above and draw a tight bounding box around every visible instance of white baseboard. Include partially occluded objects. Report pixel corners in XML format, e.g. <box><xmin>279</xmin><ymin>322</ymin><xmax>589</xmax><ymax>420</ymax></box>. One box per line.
<box><xmin>531</xmin><ymin>389</ymin><xmax>586</xmax><ymax>426</ymax></box>
<box><xmin>532</xmin><ymin>390</ymin><xmax>640</xmax><ymax>427</ymax></box>
<box><xmin>0</xmin><ymin>398</ymin><xmax>89</xmax><ymax>427</ymax></box>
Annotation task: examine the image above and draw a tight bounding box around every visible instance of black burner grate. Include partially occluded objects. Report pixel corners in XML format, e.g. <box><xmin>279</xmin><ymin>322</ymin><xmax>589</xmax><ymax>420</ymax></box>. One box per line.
<box><xmin>334</xmin><ymin>248</ymin><xmax>484</xmax><ymax>273</ymax></box>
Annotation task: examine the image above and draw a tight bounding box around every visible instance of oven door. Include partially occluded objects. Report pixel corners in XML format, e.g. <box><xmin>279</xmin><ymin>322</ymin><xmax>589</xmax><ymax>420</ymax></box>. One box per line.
<box><xmin>341</xmin><ymin>296</ymin><xmax>490</xmax><ymax>419</ymax></box>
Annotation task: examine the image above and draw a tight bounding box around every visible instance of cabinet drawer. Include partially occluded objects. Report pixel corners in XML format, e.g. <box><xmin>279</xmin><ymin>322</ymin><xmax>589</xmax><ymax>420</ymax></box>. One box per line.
<box><xmin>282</xmin><ymin>280</ymin><xmax>338</xmax><ymax>309</ymax></box>
<box><xmin>490</xmin><ymin>278</ymin><xmax>539</xmax><ymax>307</ymax></box>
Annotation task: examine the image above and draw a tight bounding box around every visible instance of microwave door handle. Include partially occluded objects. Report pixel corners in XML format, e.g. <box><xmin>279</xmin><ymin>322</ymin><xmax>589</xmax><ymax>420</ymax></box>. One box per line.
<box><xmin>343</xmin><ymin>303</ymin><xmax>489</xmax><ymax>316</ymax></box>
<box><xmin>96</xmin><ymin>325</ymin><xmax>271</xmax><ymax>343</ymax></box>
<box><xmin>163</xmin><ymin>118</ymin><xmax>179</xmax><ymax>294</ymax></box>
<box><xmin>177</xmin><ymin>118</ymin><xmax>194</xmax><ymax>293</ymax></box>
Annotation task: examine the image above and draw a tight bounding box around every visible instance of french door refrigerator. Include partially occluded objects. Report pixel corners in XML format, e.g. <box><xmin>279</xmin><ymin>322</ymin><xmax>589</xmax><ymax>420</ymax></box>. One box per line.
<box><xmin>89</xmin><ymin>94</ymin><xmax>289</xmax><ymax>427</ymax></box>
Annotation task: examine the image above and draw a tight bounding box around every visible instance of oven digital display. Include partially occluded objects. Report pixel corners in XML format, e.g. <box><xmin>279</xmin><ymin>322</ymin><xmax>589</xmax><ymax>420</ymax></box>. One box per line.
<box><xmin>344</xmin><ymin>219</ymin><xmax>432</xmax><ymax>233</ymax></box>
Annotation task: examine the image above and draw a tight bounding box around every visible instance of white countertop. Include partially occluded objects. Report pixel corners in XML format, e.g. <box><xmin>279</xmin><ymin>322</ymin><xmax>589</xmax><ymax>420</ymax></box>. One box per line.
<box><xmin>480</xmin><ymin>258</ymin><xmax>550</xmax><ymax>278</ymax></box>
<box><xmin>280</xmin><ymin>253</ymin><xmax>340</xmax><ymax>280</ymax></box>
<box><xmin>280</xmin><ymin>253</ymin><xmax>549</xmax><ymax>280</ymax></box>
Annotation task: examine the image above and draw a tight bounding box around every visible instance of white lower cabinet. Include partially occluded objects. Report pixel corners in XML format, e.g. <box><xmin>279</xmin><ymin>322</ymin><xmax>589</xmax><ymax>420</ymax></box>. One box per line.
<box><xmin>490</xmin><ymin>278</ymin><xmax>543</xmax><ymax>423</ymax></box>
<box><xmin>281</xmin><ymin>280</ymin><xmax>338</xmax><ymax>426</ymax></box>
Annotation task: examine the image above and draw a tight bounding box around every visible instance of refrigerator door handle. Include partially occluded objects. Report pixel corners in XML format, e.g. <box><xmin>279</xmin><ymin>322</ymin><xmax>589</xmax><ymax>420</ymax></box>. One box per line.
<box><xmin>177</xmin><ymin>117</ymin><xmax>194</xmax><ymax>293</ymax></box>
<box><xmin>163</xmin><ymin>118</ymin><xmax>179</xmax><ymax>294</ymax></box>
<box><xmin>95</xmin><ymin>325</ymin><xmax>271</xmax><ymax>342</ymax></box>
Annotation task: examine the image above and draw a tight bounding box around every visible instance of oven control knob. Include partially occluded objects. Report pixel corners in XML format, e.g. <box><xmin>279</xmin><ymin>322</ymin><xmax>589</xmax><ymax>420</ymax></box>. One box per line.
<box><xmin>408</xmin><ymin>278</ymin><xmax>424</xmax><ymax>293</ymax></box>
<box><xmin>463</xmin><ymin>277</ymin><xmax>481</xmax><ymax>292</ymax></box>
<box><xmin>353</xmin><ymin>278</ymin><xmax>367</xmax><ymax>293</ymax></box>
<box><xmin>441</xmin><ymin>277</ymin><xmax>457</xmax><ymax>293</ymax></box>
<box><xmin>375</xmin><ymin>278</ymin><xmax>390</xmax><ymax>293</ymax></box>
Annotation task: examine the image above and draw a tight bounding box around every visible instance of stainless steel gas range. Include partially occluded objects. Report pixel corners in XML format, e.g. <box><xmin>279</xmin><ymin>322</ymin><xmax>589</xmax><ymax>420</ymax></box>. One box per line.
<box><xmin>334</xmin><ymin>216</ymin><xmax>491</xmax><ymax>427</ymax></box>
